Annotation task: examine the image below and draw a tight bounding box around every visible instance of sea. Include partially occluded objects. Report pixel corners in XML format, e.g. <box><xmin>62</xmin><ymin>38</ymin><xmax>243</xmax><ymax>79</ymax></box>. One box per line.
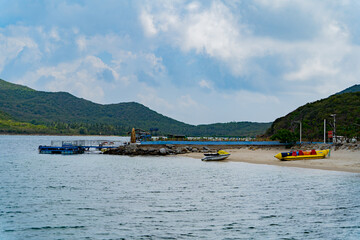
<box><xmin>1</xmin><ymin>135</ymin><xmax>359</xmax><ymax>240</ymax></box>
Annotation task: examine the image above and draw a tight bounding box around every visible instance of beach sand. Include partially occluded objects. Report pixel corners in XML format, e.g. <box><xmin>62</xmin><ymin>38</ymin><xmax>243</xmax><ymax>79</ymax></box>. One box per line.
<box><xmin>183</xmin><ymin>148</ymin><xmax>360</xmax><ymax>173</ymax></box>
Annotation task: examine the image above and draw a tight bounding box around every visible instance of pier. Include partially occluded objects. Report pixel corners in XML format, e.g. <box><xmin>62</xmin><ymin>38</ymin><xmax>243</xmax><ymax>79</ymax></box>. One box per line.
<box><xmin>38</xmin><ymin>140</ymin><xmax>126</xmax><ymax>154</ymax></box>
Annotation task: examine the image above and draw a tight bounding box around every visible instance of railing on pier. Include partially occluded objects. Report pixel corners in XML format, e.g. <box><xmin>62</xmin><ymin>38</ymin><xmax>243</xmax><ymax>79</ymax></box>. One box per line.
<box><xmin>50</xmin><ymin>140</ymin><xmax>126</xmax><ymax>149</ymax></box>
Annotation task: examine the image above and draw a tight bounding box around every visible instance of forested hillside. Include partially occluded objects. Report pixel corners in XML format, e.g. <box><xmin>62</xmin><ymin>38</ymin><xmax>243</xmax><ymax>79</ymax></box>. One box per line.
<box><xmin>336</xmin><ymin>84</ymin><xmax>360</xmax><ymax>95</ymax></box>
<box><xmin>0</xmin><ymin>79</ymin><xmax>270</xmax><ymax>136</ymax></box>
<box><xmin>193</xmin><ymin>122</ymin><xmax>271</xmax><ymax>137</ymax></box>
<box><xmin>266</xmin><ymin>91</ymin><xmax>360</xmax><ymax>141</ymax></box>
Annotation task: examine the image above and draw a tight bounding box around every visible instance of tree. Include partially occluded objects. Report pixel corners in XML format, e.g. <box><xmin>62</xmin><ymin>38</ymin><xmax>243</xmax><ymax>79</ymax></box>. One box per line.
<box><xmin>79</xmin><ymin>126</ymin><xmax>87</xmax><ymax>135</ymax></box>
<box><xmin>271</xmin><ymin>129</ymin><xmax>297</xmax><ymax>145</ymax></box>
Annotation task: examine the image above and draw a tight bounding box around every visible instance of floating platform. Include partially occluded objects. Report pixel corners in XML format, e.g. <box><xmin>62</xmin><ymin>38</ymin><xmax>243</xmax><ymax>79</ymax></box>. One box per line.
<box><xmin>39</xmin><ymin>144</ymin><xmax>85</xmax><ymax>155</ymax></box>
<box><xmin>38</xmin><ymin>140</ymin><xmax>125</xmax><ymax>154</ymax></box>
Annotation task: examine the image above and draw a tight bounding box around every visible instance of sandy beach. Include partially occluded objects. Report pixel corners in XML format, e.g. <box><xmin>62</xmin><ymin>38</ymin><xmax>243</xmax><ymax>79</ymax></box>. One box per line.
<box><xmin>183</xmin><ymin>148</ymin><xmax>360</xmax><ymax>173</ymax></box>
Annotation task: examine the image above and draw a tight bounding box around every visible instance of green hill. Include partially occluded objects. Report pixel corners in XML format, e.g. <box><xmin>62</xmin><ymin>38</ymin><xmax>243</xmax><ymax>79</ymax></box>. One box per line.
<box><xmin>0</xmin><ymin>109</ymin><xmax>57</xmax><ymax>134</ymax></box>
<box><xmin>0</xmin><ymin>79</ymin><xmax>35</xmax><ymax>91</ymax></box>
<box><xmin>266</xmin><ymin>89</ymin><xmax>360</xmax><ymax>141</ymax></box>
<box><xmin>0</xmin><ymin>79</ymin><xmax>271</xmax><ymax>136</ymax></box>
<box><xmin>194</xmin><ymin>122</ymin><xmax>271</xmax><ymax>137</ymax></box>
<box><xmin>336</xmin><ymin>84</ymin><xmax>360</xmax><ymax>95</ymax></box>
<box><xmin>0</xmin><ymin>110</ymin><xmax>11</xmax><ymax>120</ymax></box>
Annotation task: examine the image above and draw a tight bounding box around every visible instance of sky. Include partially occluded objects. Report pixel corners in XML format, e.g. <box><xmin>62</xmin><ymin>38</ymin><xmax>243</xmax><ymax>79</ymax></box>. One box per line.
<box><xmin>0</xmin><ymin>0</ymin><xmax>359</xmax><ymax>125</ymax></box>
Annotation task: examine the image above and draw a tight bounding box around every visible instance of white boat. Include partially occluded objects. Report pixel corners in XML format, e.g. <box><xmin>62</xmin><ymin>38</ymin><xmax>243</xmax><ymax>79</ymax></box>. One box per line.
<box><xmin>201</xmin><ymin>150</ymin><xmax>230</xmax><ymax>161</ymax></box>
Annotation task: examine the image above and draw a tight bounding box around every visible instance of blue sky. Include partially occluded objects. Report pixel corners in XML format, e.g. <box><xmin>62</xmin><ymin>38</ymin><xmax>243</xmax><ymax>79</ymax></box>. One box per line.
<box><xmin>0</xmin><ymin>0</ymin><xmax>359</xmax><ymax>124</ymax></box>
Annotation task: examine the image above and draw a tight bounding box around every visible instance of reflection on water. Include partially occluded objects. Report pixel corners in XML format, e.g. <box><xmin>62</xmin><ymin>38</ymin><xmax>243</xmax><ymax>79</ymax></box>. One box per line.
<box><xmin>1</xmin><ymin>135</ymin><xmax>360</xmax><ymax>239</ymax></box>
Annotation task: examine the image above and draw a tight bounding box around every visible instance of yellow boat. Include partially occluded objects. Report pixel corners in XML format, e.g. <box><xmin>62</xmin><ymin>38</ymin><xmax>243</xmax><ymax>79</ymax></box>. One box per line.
<box><xmin>274</xmin><ymin>149</ymin><xmax>330</xmax><ymax>161</ymax></box>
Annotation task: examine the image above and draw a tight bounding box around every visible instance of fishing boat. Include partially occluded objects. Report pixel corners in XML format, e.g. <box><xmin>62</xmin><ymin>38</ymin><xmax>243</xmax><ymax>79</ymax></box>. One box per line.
<box><xmin>274</xmin><ymin>149</ymin><xmax>330</xmax><ymax>161</ymax></box>
<box><xmin>202</xmin><ymin>150</ymin><xmax>230</xmax><ymax>161</ymax></box>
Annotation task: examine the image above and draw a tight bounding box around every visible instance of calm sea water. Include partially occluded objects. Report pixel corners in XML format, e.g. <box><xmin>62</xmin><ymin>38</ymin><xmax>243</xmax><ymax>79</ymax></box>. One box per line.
<box><xmin>0</xmin><ymin>135</ymin><xmax>359</xmax><ymax>240</ymax></box>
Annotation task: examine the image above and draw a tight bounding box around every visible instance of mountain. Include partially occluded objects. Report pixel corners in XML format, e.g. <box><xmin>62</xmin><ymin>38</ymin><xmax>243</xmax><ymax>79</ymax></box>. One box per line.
<box><xmin>193</xmin><ymin>122</ymin><xmax>271</xmax><ymax>138</ymax></box>
<box><xmin>0</xmin><ymin>79</ymin><xmax>271</xmax><ymax>136</ymax></box>
<box><xmin>0</xmin><ymin>110</ymin><xmax>11</xmax><ymax>120</ymax></box>
<box><xmin>336</xmin><ymin>84</ymin><xmax>360</xmax><ymax>95</ymax></box>
<box><xmin>266</xmin><ymin>88</ymin><xmax>360</xmax><ymax>141</ymax></box>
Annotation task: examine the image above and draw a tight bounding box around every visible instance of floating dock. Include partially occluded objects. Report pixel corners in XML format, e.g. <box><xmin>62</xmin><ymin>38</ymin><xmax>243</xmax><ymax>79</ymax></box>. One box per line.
<box><xmin>38</xmin><ymin>140</ymin><xmax>125</xmax><ymax>154</ymax></box>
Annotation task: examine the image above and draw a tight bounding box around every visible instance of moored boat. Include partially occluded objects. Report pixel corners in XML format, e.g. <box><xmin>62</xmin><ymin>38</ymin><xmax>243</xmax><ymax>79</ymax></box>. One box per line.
<box><xmin>274</xmin><ymin>149</ymin><xmax>330</xmax><ymax>161</ymax></box>
<box><xmin>202</xmin><ymin>150</ymin><xmax>230</xmax><ymax>161</ymax></box>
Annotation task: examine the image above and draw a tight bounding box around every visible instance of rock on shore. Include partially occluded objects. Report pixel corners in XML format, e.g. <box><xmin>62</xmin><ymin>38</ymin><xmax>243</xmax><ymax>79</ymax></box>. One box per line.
<box><xmin>291</xmin><ymin>143</ymin><xmax>360</xmax><ymax>151</ymax></box>
<box><xmin>103</xmin><ymin>144</ymin><xmax>214</xmax><ymax>156</ymax></box>
<box><xmin>103</xmin><ymin>142</ymin><xmax>359</xmax><ymax>156</ymax></box>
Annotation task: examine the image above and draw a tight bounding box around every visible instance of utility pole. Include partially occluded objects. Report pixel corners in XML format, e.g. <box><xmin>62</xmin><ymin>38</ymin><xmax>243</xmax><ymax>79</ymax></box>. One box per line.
<box><xmin>300</xmin><ymin>121</ymin><xmax>302</xmax><ymax>144</ymax></box>
<box><xmin>324</xmin><ymin>119</ymin><xmax>326</xmax><ymax>143</ymax></box>
<box><xmin>330</xmin><ymin>114</ymin><xmax>336</xmax><ymax>143</ymax></box>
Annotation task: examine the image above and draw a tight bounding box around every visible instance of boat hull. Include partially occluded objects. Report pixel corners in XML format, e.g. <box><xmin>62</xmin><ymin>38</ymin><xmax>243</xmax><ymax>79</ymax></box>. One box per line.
<box><xmin>202</xmin><ymin>154</ymin><xmax>230</xmax><ymax>161</ymax></box>
<box><xmin>275</xmin><ymin>149</ymin><xmax>329</xmax><ymax>161</ymax></box>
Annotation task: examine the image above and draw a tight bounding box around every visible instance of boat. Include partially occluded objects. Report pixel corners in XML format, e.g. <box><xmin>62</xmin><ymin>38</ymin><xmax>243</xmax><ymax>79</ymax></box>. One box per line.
<box><xmin>202</xmin><ymin>150</ymin><xmax>230</xmax><ymax>161</ymax></box>
<box><xmin>274</xmin><ymin>149</ymin><xmax>330</xmax><ymax>161</ymax></box>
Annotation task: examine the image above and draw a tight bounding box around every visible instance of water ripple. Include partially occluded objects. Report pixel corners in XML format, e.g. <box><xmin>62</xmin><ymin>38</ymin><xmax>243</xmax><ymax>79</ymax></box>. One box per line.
<box><xmin>0</xmin><ymin>135</ymin><xmax>360</xmax><ymax>239</ymax></box>
<box><xmin>24</xmin><ymin>225</ymin><xmax>86</xmax><ymax>231</ymax></box>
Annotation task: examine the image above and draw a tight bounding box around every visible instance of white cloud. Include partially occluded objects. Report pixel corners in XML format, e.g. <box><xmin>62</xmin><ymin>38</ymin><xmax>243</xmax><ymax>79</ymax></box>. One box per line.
<box><xmin>75</xmin><ymin>33</ymin><xmax>131</xmax><ymax>54</ymax></box>
<box><xmin>0</xmin><ymin>24</ymin><xmax>168</xmax><ymax>105</ymax></box>
<box><xmin>178</xmin><ymin>95</ymin><xmax>198</xmax><ymax>108</ymax></box>
<box><xmin>280</xmin><ymin>19</ymin><xmax>354</xmax><ymax>90</ymax></box>
<box><xmin>254</xmin><ymin>0</ymin><xmax>295</xmax><ymax>9</ymax></box>
<box><xmin>143</xmin><ymin>53</ymin><xmax>166</xmax><ymax>76</ymax></box>
<box><xmin>72</xmin><ymin>33</ymin><xmax>166</xmax><ymax>85</ymax></box>
<box><xmin>231</xmin><ymin>90</ymin><xmax>280</xmax><ymax>105</ymax></box>
<box><xmin>187</xmin><ymin>1</ymin><xmax>201</xmax><ymax>11</ymax></box>
<box><xmin>199</xmin><ymin>79</ymin><xmax>212</xmax><ymax>89</ymax></box>
<box><xmin>140</xmin><ymin>0</ymin><xmax>360</xmax><ymax>97</ymax></box>
<box><xmin>140</xmin><ymin>1</ymin><xmax>262</xmax><ymax>76</ymax></box>
<box><xmin>140</xmin><ymin>9</ymin><xmax>158</xmax><ymax>37</ymax></box>
<box><xmin>2</xmin><ymin>1</ymin><xmax>360</xmax><ymax>125</ymax></box>
<box><xmin>17</xmin><ymin>56</ymin><xmax>123</xmax><ymax>102</ymax></box>
<box><xmin>76</xmin><ymin>35</ymin><xmax>87</xmax><ymax>51</ymax></box>
<box><xmin>0</xmin><ymin>32</ymin><xmax>40</xmax><ymax>73</ymax></box>
<box><xmin>182</xmin><ymin>3</ymin><xmax>239</xmax><ymax>56</ymax></box>
<box><xmin>284</xmin><ymin>58</ymin><xmax>340</xmax><ymax>81</ymax></box>
<box><xmin>137</xmin><ymin>86</ymin><xmax>174</xmax><ymax>110</ymax></box>
<box><xmin>49</xmin><ymin>27</ymin><xmax>60</xmax><ymax>41</ymax></box>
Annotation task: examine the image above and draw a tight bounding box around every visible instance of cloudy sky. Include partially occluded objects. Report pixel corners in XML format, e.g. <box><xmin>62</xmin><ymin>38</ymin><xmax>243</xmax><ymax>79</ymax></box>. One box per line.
<box><xmin>0</xmin><ymin>0</ymin><xmax>359</xmax><ymax>124</ymax></box>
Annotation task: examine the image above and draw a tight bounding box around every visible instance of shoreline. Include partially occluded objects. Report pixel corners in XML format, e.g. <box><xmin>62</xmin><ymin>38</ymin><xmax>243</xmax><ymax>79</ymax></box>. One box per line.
<box><xmin>104</xmin><ymin>142</ymin><xmax>360</xmax><ymax>173</ymax></box>
<box><xmin>0</xmin><ymin>133</ymin><xmax>128</xmax><ymax>137</ymax></box>
<box><xmin>183</xmin><ymin>148</ymin><xmax>360</xmax><ymax>173</ymax></box>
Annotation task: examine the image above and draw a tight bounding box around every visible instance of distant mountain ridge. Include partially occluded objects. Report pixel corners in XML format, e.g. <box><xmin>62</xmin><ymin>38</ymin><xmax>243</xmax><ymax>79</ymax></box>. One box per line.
<box><xmin>335</xmin><ymin>84</ymin><xmax>360</xmax><ymax>95</ymax></box>
<box><xmin>0</xmin><ymin>79</ymin><xmax>271</xmax><ymax>136</ymax></box>
<box><xmin>0</xmin><ymin>79</ymin><xmax>35</xmax><ymax>91</ymax></box>
<box><xmin>267</xmin><ymin>84</ymin><xmax>360</xmax><ymax>140</ymax></box>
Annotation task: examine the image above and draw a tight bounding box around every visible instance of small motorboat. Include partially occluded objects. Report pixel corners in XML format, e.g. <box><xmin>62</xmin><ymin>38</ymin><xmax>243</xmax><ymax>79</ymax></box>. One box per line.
<box><xmin>202</xmin><ymin>150</ymin><xmax>230</xmax><ymax>161</ymax></box>
<box><xmin>274</xmin><ymin>149</ymin><xmax>330</xmax><ymax>161</ymax></box>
